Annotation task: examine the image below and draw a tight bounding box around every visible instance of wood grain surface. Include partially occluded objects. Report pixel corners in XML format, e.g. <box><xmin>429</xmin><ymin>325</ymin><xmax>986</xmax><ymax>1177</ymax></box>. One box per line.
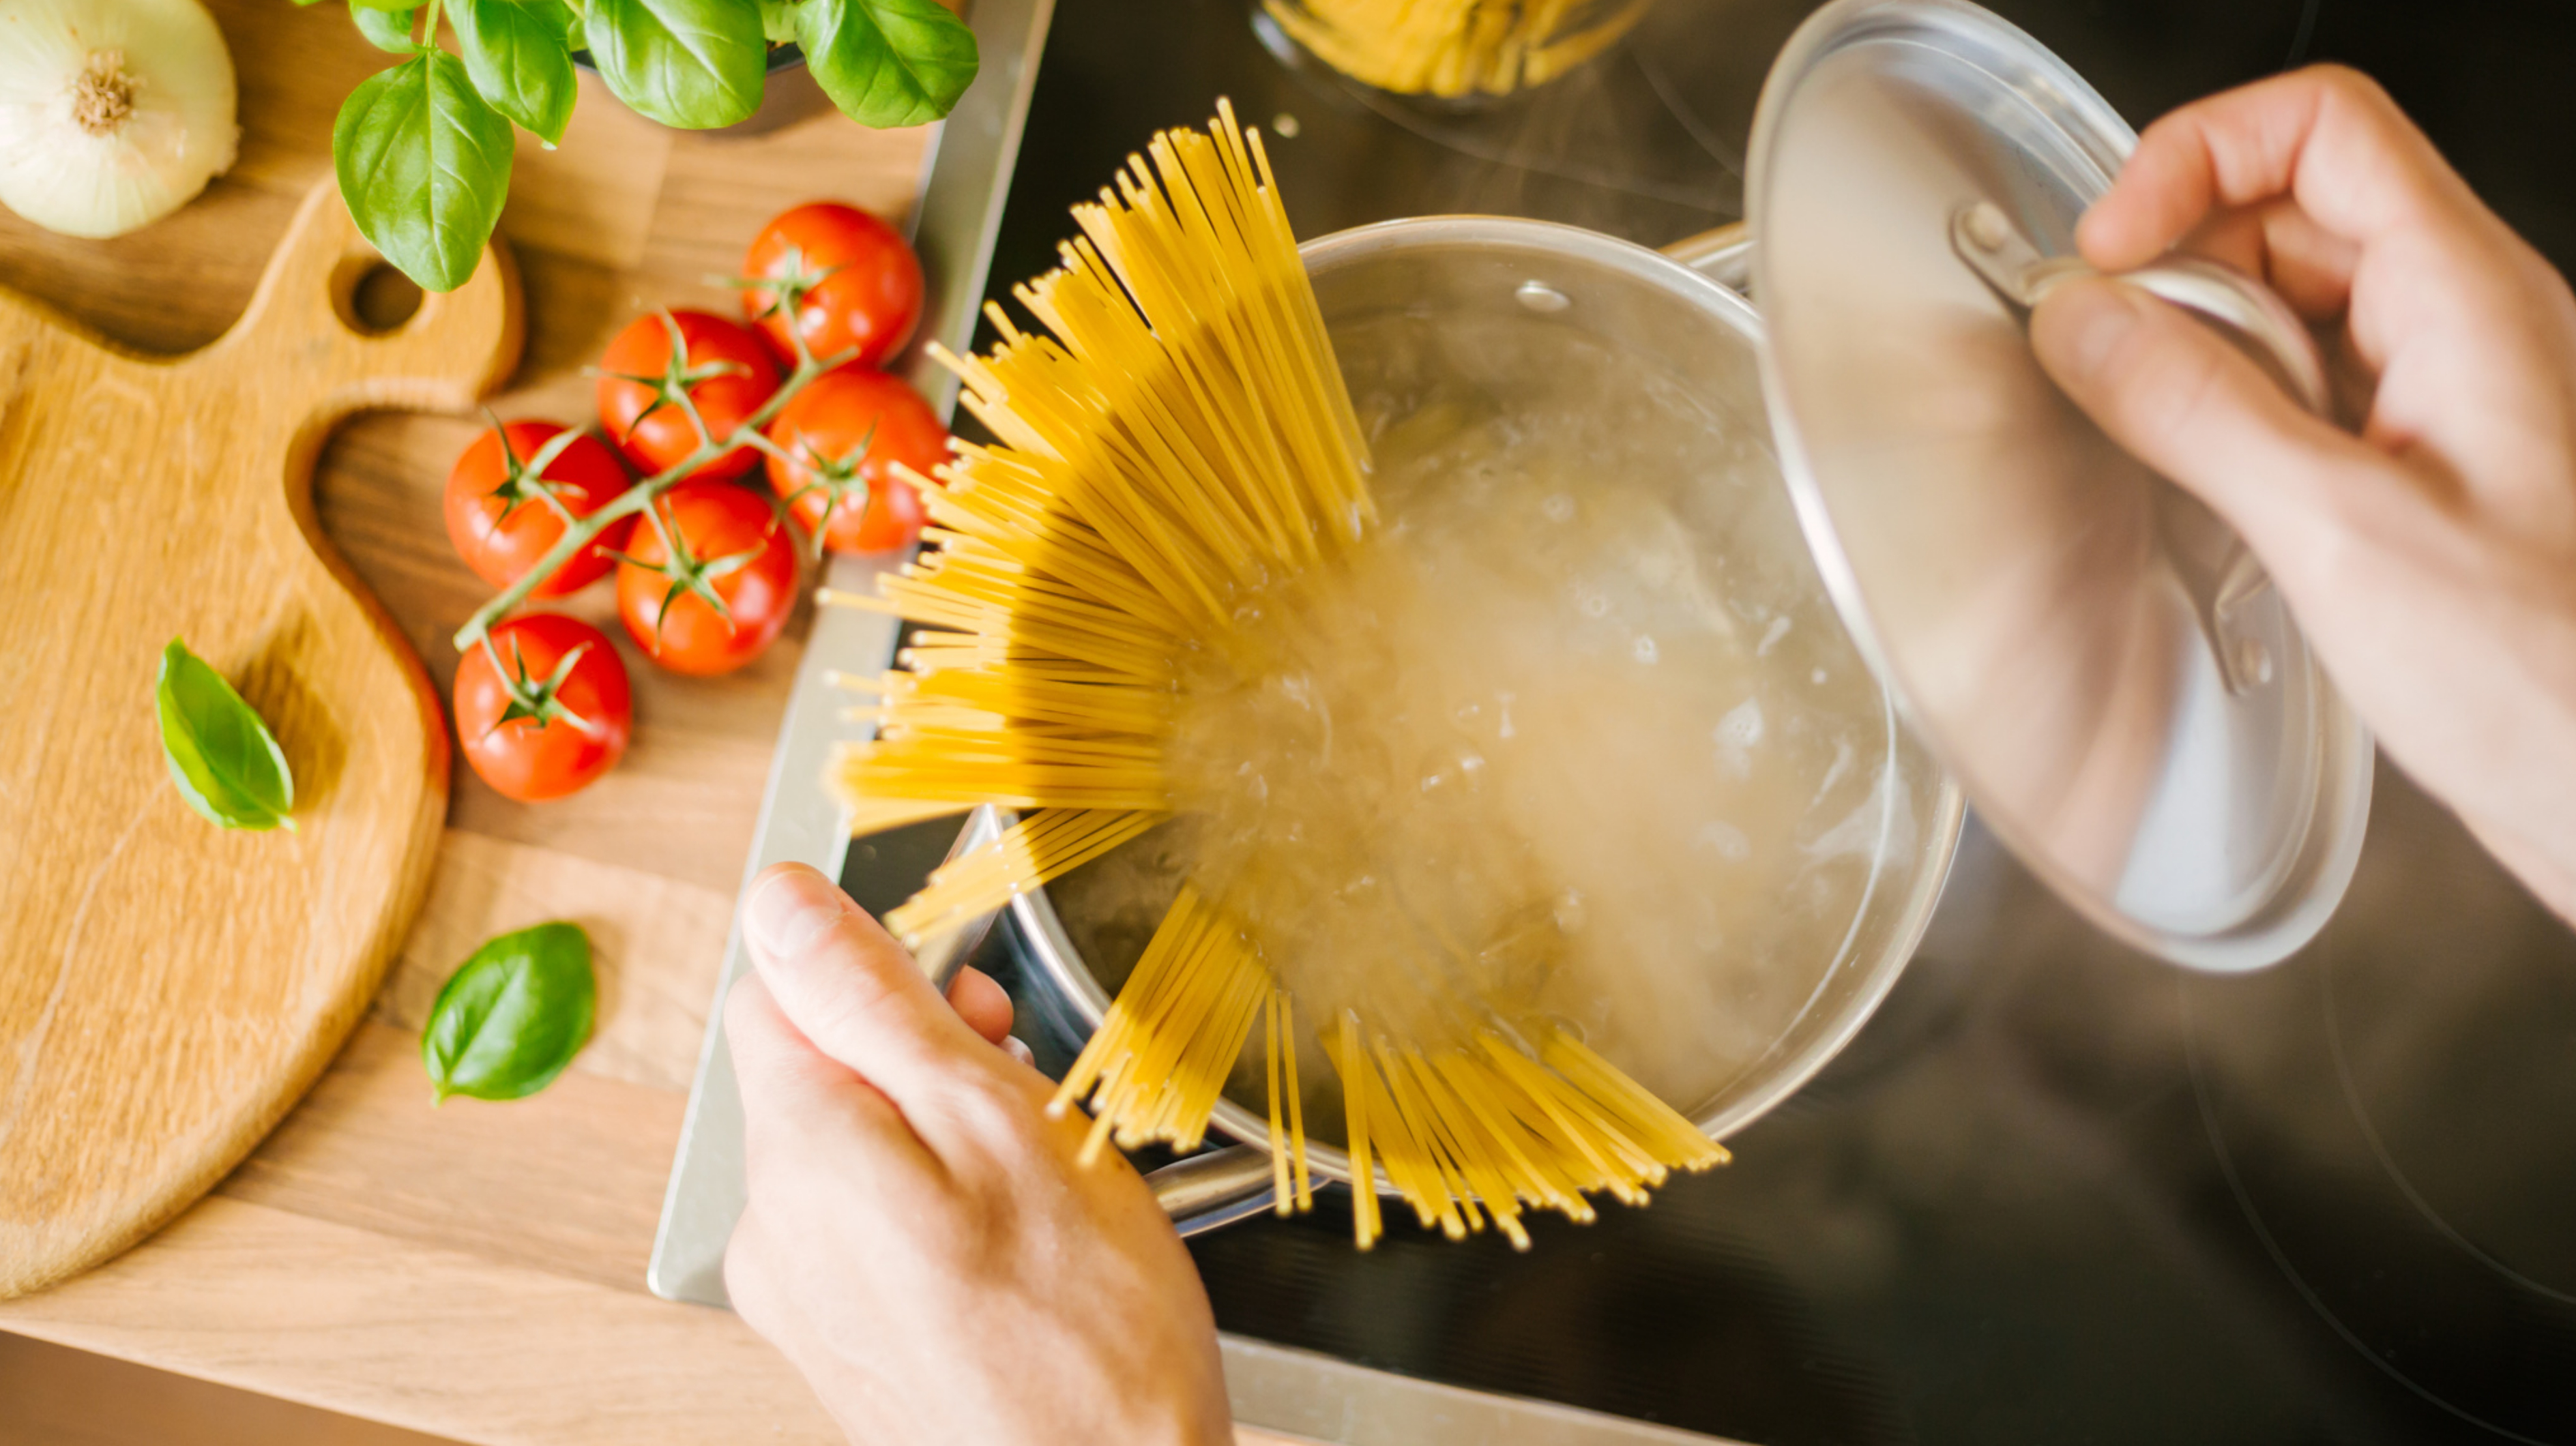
<box><xmin>0</xmin><ymin>178</ymin><xmax>519</xmax><ymax>1299</ymax></box>
<box><xmin>0</xmin><ymin>3</ymin><xmax>1313</xmax><ymax>1441</ymax></box>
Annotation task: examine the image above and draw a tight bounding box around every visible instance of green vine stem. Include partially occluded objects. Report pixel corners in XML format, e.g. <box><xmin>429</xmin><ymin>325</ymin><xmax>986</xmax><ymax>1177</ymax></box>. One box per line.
<box><xmin>452</xmin><ymin>308</ymin><xmax>851</xmax><ymax>654</ymax></box>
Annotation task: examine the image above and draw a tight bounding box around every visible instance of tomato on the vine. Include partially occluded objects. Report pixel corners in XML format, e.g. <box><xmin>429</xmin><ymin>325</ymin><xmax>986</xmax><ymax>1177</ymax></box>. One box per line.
<box><xmin>740</xmin><ymin>203</ymin><xmax>924</xmax><ymax>370</ymax></box>
<box><xmin>442</xmin><ymin>421</ymin><xmax>634</xmax><ymax>597</ymax></box>
<box><xmin>596</xmin><ymin>311</ymin><xmax>780</xmax><ymax>482</ymax></box>
<box><xmin>613</xmin><ymin>479</ymin><xmax>800</xmax><ymax>676</ymax></box>
<box><xmin>764</xmin><ymin>367</ymin><xmax>948</xmax><ymax>553</ymax></box>
<box><xmin>453</xmin><ymin>614</ymin><xmax>634</xmax><ymax>802</ymax></box>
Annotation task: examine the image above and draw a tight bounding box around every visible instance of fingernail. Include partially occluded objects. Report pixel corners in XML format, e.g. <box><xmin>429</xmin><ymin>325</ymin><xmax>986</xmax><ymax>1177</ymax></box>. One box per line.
<box><xmin>2037</xmin><ymin>278</ymin><xmax>2143</xmax><ymax>381</ymax></box>
<box><xmin>1003</xmin><ymin>1036</ymin><xmax>1034</xmax><ymax>1067</ymax></box>
<box><xmin>747</xmin><ymin>868</ymin><xmax>845</xmax><ymax>958</ymax></box>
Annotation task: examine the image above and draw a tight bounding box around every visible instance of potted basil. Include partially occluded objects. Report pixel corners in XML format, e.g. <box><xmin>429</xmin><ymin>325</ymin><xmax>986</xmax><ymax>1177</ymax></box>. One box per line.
<box><xmin>317</xmin><ymin>0</ymin><xmax>978</xmax><ymax>292</ymax></box>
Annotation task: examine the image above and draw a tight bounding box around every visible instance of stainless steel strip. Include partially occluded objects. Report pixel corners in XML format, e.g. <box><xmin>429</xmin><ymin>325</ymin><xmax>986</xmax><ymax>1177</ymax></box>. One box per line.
<box><xmin>1221</xmin><ymin>1337</ymin><xmax>1752</xmax><ymax>1446</ymax></box>
<box><xmin>647</xmin><ymin>0</ymin><xmax>1057</xmax><ymax>1305</ymax></box>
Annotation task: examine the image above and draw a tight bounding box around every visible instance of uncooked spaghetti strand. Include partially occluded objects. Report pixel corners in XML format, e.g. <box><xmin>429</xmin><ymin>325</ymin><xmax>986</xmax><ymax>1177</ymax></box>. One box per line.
<box><xmin>882</xmin><ymin>809</ymin><xmax>1166</xmax><ymax>947</ymax></box>
<box><xmin>1054</xmin><ymin>887</ymin><xmax>1273</xmax><ymax>1159</ymax></box>
<box><xmin>1472</xmin><ymin>1035</ymin><xmax>1641</xmax><ymax>1207</ymax></box>
<box><xmin>1051</xmin><ymin>900</ymin><xmax>1175</xmax><ymax>1116</ymax></box>
<box><xmin>1103</xmin><ymin>132</ymin><xmax>1316</xmax><ymax>573</ymax></box>
<box><xmin>1265</xmin><ymin>990</ymin><xmax>1292</xmax><ymax>1215</ymax></box>
<box><xmin>1368</xmin><ymin>1035</ymin><xmax>1471</xmax><ymax>1239</ymax></box>
<box><xmin>1281</xmin><ymin>991</ymin><xmax>1312</xmax><ymax>1211</ymax></box>
<box><xmin>1476</xmin><ymin>1034</ymin><xmax>1654</xmax><ymax>1206</ymax></box>
<box><xmin>1381</xmin><ymin>1042</ymin><xmax>1489</xmax><ymax>1237</ymax></box>
<box><xmin>1352</xmin><ymin>1041</ymin><xmax>1445</xmax><ymax>1233</ymax></box>
<box><xmin>1112</xmin><ymin>918</ymin><xmax>1255</xmax><ymax>1148</ymax></box>
<box><xmin>901</xmin><ymin>670</ymin><xmax>1171</xmax><ymax>736</ymax></box>
<box><xmin>1396</xmin><ymin>1043</ymin><xmax>1527</xmax><ymax>1249</ymax></box>
<box><xmin>1183</xmin><ymin>960</ymin><xmax>1271</xmax><ymax>1149</ymax></box>
<box><xmin>1336</xmin><ymin>1012</ymin><xmax>1381</xmax><ymax>1249</ymax></box>
<box><xmin>1541</xmin><ymin>1029</ymin><xmax>1731</xmax><ymax>1171</ymax></box>
<box><xmin>1370</xmin><ymin>1031</ymin><xmax>1473</xmax><ymax>1237</ymax></box>
<box><xmin>1431</xmin><ymin>1050</ymin><xmax>1594</xmax><ymax>1224</ymax></box>
<box><xmin>1039</xmin><ymin>221</ymin><xmax>1286</xmax><ymax>581</ymax></box>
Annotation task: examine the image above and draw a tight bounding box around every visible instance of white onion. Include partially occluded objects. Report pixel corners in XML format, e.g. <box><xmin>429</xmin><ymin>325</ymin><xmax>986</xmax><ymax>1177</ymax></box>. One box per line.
<box><xmin>0</xmin><ymin>0</ymin><xmax>238</xmax><ymax>239</ymax></box>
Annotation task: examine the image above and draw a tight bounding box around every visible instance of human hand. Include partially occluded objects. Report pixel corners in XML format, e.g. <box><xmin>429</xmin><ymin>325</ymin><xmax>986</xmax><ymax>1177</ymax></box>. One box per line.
<box><xmin>724</xmin><ymin>863</ymin><xmax>1234</xmax><ymax>1446</ymax></box>
<box><xmin>2030</xmin><ymin>65</ymin><xmax>2576</xmax><ymax>921</ymax></box>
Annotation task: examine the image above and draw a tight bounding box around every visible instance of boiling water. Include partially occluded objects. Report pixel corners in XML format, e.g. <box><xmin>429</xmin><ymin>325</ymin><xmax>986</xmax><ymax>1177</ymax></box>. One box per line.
<box><xmin>1053</xmin><ymin>307</ymin><xmax>1909</xmax><ymax>1125</ymax></box>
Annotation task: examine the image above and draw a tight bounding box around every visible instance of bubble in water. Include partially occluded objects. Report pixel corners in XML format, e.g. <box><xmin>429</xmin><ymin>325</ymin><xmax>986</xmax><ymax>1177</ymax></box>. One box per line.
<box><xmin>1541</xmin><ymin>492</ymin><xmax>1576</xmax><ymax>522</ymax></box>
<box><xmin>1715</xmin><ymin>698</ymin><xmax>1765</xmax><ymax>748</ymax></box>
<box><xmin>1757</xmin><ymin>615</ymin><xmax>1792</xmax><ymax>657</ymax></box>
<box><xmin>1633</xmin><ymin>635</ymin><xmax>1659</xmax><ymax>664</ymax></box>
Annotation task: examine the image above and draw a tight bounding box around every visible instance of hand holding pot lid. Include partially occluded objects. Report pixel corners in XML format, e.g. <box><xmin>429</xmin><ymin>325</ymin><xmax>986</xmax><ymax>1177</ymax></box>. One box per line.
<box><xmin>1746</xmin><ymin>0</ymin><xmax>2375</xmax><ymax>971</ymax></box>
<box><xmin>2023</xmin><ymin>65</ymin><xmax>2576</xmax><ymax>934</ymax></box>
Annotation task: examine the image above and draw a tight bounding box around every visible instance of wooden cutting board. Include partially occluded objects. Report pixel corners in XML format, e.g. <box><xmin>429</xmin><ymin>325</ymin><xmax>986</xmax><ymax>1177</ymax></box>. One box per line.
<box><xmin>0</xmin><ymin>181</ymin><xmax>520</xmax><ymax>1298</ymax></box>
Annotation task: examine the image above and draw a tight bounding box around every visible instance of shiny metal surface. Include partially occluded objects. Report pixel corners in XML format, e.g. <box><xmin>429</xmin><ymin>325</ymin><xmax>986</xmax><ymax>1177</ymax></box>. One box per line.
<box><xmin>646</xmin><ymin>0</ymin><xmax>1057</xmax><ymax>1305</ymax></box>
<box><xmin>1220</xmin><ymin>1336</ymin><xmax>1753</xmax><ymax>1445</ymax></box>
<box><xmin>1746</xmin><ymin>0</ymin><xmax>2372</xmax><ymax>973</ymax></box>
<box><xmin>1946</xmin><ymin>200</ymin><xmax>2329</xmax><ymax>418</ymax></box>
<box><xmin>1147</xmin><ymin>1145</ymin><xmax>1280</xmax><ymax>1230</ymax></box>
<box><xmin>1006</xmin><ymin>214</ymin><xmax>1963</xmax><ymax>1226</ymax></box>
<box><xmin>913</xmin><ymin>805</ymin><xmax>1011</xmax><ymax>990</ymax></box>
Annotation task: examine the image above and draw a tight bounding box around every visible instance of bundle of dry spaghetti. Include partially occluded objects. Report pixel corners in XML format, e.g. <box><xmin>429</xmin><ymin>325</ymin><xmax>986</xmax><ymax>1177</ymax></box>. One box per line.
<box><xmin>1262</xmin><ymin>0</ymin><xmax>1651</xmax><ymax>98</ymax></box>
<box><xmin>824</xmin><ymin>102</ymin><xmax>1725</xmax><ymax>1249</ymax></box>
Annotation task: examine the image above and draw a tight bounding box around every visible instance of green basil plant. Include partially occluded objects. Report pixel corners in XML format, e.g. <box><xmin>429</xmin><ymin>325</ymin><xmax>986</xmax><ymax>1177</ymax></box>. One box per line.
<box><xmin>304</xmin><ymin>0</ymin><xmax>979</xmax><ymax>292</ymax></box>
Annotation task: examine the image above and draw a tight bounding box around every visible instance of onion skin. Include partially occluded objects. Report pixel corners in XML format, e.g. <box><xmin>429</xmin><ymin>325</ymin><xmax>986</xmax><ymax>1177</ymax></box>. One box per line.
<box><xmin>0</xmin><ymin>0</ymin><xmax>239</xmax><ymax>239</ymax></box>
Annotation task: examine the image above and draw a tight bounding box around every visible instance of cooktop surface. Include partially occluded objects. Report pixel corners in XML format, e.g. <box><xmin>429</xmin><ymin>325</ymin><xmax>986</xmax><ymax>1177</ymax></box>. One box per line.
<box><xmin>846</xmin><ymin>2</ymin><xmax>2576</xmax><ymax>1441</ymax></box>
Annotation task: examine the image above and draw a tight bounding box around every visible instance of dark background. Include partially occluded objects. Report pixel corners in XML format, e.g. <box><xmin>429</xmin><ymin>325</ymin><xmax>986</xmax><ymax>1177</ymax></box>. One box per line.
<box><xmin>867</xmin><ymin>3</ymin><xmax>2576</xmax><ymax>1441</ymax></box>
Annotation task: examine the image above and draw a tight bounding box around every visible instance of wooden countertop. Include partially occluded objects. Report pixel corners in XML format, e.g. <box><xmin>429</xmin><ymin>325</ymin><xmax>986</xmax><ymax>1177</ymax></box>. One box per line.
<box><xmin>0</xmin><ymin>6</ymin><xmax>1297</xmax><ymax>1442</ymax></box>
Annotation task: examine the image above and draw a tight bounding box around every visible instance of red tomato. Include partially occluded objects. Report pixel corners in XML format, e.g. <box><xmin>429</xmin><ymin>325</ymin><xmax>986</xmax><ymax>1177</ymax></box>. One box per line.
<box><xmin>442</xmin><ymin>422</ymin><xmax>634</xmax><ymax>597</ymax></box>
<box><xmin>740</xmin><ymin>203</ymin><xmax>924</xmax><ymax>370</ymax></box>
<box><xmin>596</xmin><ymin>311</ymin><xmax>781</xmax><ymax>482</ymax></box>
<box><xmin>764</xmin><ymin>367</ymin><xmax>948</xmax><ymax>553</ymax></box>
<box><xmin>453</xmin><ymin>615</ymin><xmax>634</xmax><ymax>802</ymax></box>
<box><xmin>615</xmin><ymin>479</ymin><xmax>800</xmax><ymax>676</ymax></box>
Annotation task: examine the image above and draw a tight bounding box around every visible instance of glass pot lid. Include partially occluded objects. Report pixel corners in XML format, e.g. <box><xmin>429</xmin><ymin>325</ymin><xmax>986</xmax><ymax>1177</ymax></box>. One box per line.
<box><xmin>1744</xmin><ymin>0</ymin><xmax>2373</xmax><ymax>972</ymax></box>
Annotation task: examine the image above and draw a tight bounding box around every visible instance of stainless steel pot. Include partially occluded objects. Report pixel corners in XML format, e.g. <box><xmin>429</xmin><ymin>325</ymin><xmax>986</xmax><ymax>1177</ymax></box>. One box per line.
<box><xmin>922</xmin><ymin>218</ymin><xmax>1967</xmax><ymax>1233</ymax></box>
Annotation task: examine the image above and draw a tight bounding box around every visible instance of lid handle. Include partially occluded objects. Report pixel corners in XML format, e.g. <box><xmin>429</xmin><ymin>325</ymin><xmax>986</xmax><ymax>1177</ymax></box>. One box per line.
<box><xmin>1950</xmin><ymin>202</ymin><xmax>2328</xmax><ymax>694</ymax></box>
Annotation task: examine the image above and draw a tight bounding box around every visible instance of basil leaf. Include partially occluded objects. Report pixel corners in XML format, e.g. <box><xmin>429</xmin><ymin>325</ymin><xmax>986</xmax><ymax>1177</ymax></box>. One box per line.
<box><xmin>587</xmin><ymin>0</ymin><xmax>764</xmax><ymax>130</ymax></box>
<box><xmin>334</xmin><ymin>51</ymin><xmax>516</xmax><ymax>293</ymax></box>
<box><xmin>451</xmin><ymin>0</ymin><xmax>580</xmax><ymax>146</ymax></box>
<box><xmin>345</xmin><ymin>0</ymin><xmax>418</xmax><ymax>9</ymax></box>
<box><xmin>795</xmin><ymin>0</ymin><xmax>978</xmax><ymax>129</ymax></box>
<box><xmin>156</xmin><ymin>638</ymin><xmax>295</xmax><ymax>831</ymax></box>
<box><xmin>352</xmin><ymin>4</ymin><xmax>420</xmax><ymax>51</ymax></box>
<box><xmin>756</xmin><ymin>0</ymin><xmax>797</xmax><ymax>44</ymax></box>
<box><xmin>422</xmin><ymin>922</ymin><xmax>597</xmax><ymax>1104</ymax></box>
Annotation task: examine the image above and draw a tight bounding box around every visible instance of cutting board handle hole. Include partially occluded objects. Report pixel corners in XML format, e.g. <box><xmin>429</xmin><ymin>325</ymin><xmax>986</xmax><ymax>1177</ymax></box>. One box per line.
<box><xmin>332</xmin><ymin>257</ymin><xmax>425</xmax><ymax>338</ymax></box>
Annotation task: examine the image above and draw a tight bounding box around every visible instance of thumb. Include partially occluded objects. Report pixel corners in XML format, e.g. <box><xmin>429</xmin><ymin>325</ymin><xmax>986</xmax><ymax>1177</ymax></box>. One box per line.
<box><xmin>741</xmin><ymin>863</ymin><xmax>995</xmax><ymax>1106</ymax></box>
<box><xmin>2029</xmin><ymin>275</ymin><xmax>2367</xmax><ymax>548</ymax></box>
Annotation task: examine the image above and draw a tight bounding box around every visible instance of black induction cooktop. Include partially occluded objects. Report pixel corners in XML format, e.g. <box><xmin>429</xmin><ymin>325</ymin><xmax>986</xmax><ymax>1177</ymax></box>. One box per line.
<box><xmin>844</xmin><ymin>1</ymin><xmax>2576</xmax><ymax>1440</ymax></box>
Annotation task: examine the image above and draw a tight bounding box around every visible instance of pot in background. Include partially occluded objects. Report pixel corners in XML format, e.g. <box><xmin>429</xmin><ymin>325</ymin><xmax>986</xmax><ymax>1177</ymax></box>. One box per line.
<box><xmin>1251</xmin><ymin>0</ymin><xmax>1653</xmax><ymax>102</ymax></box>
